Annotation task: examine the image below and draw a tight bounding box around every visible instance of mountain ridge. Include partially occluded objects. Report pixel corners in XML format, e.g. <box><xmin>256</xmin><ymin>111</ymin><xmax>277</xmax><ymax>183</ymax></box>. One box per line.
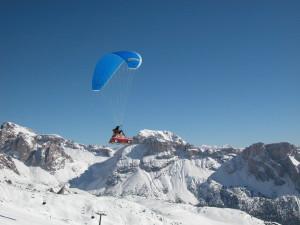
<box><xmin>1</xmin><ymin>121</ymin><xmax>299</xmax><ymax>225</ymax></box>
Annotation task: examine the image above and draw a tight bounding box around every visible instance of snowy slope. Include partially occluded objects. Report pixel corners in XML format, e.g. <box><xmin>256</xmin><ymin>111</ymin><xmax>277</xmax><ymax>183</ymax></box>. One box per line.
<box><xmin>0</xmin><ymin>181</ymin><xmax>266</xmax><ymax>225</ymax></box>
<box><xmin>0</xmin><ymin>149</ymin><xmax>110</xmax><ymax>194</ymax></box>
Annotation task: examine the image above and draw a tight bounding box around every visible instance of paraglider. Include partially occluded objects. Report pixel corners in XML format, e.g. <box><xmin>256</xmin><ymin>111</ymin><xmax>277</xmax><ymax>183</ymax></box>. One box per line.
<box><xmin>92</xmin><ymin>51</ymin><xmax>142</xmax><ymax>91</ymax></box>
<box><xmin>92</xmin><ymin>51</ymin><xmax>142</xmax><ymax>144</ymax></box>
<box><xmin>109</xmin><ymin>125</ymin><xmax>133</xmax><ymax>144</ymax></box>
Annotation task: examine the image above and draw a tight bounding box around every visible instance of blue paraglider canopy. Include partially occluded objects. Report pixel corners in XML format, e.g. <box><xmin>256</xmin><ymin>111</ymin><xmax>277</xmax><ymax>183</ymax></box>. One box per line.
<box><xmin>92</xmin><ymin>51</ymin><xmax>142</xmax><ymax>91</ymax></box>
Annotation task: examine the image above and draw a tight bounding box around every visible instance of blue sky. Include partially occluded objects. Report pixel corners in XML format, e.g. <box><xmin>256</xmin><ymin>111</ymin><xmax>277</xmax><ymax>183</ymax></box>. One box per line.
<box><xmin>0</xmin><ymin>0</ymin><xmax>299</xmax><ymax>147</ymax></box>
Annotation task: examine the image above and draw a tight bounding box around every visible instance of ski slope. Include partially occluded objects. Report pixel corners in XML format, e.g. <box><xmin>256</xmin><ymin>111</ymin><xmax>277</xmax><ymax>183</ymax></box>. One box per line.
<box><xmin>0</xmin><ymin>182</ymin><xmax>265</xmax><ymax>225</ymax></box>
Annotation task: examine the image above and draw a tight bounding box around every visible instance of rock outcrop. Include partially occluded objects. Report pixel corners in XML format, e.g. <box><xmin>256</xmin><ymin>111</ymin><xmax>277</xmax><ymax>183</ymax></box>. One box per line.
<box><xmin>0</xmin><ymin>153</ymin><xmax>19</xmax><ymax>174</ymax></box>
<box><xmin>197</xmin><ymin>142</ymin><xmax>300</xmax><ymax>225</ymax></box>
<box><xmin>0</xmin><ymin>122</ymin><xmax>112</xmax><ymax>172</ymax></box>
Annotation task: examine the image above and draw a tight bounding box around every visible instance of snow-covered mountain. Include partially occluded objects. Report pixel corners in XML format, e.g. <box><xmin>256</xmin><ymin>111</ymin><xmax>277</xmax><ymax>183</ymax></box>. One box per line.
<box><xmin>0</xmin><ymin>122</ymin><xmax>113</xmax><ymax>166</ymax></box>
<box><xmin>71</xmin><ymin>129</ymin><xmax>239</xmax><ymax>204</ymax></box>
<box><xmin>1</xmin><ymin>122</ymin><xmax>299</xmax><ymax>225</ymax></box>
<box><xmin>0</xmin><ymin>122</ymin><xmax>113</xmax><ymax>186</ymax></box>
<box><xmin>211</xmin><ymin>142</ymin><xmax>300</xmax><ymax>197</ymax></box>
<box><xmin>198</xmin><ymin>142</ymin><xmax>300</xmax><ymax>225</ymax></box>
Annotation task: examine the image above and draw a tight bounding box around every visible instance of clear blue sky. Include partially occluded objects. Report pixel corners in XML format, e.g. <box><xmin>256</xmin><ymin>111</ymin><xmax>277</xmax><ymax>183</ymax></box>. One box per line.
<box><xmin>1</xmin><ymin>0</ymin><xmax>299</xmax><ymax>147</ymax></box>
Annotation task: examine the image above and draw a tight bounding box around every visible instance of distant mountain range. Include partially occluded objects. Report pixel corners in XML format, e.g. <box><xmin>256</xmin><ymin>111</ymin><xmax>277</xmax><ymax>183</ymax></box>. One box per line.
<box><xmin>1</xmin><ymin>122</ymin><xmax>299</xmax><ymax>225</ymax></box>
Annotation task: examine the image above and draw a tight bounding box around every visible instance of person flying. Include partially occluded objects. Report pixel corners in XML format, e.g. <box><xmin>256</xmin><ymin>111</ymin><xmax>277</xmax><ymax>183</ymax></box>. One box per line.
<box><xmin>112</xmin><ymin>125</ymin><xmax>125</xmax><ymax>137</ymax></box>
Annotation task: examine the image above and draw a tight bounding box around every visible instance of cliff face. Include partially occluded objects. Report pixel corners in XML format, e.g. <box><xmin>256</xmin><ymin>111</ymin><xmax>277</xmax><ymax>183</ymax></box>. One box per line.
<box><xmin>0</xmin><ymin>122</ymin><xmax>72</xmax><ymax>171</ymax></box>
<box><xmin>242</xmin><ymin>143</ymin><xmax>300</xmax><ymax>191</ymax></box>
<box><xmin>210</xmin><ymin>142</ymin><xmax>300</xmax><ymax>197</ymax></box>
<box><xmin>0</xmin><ymin>122</ymin><xmax>112</xmax><ymax>172</ymax></box>
<box><xmin>198</xmin><ymin>142</ymin><xmax>300</xmax><ymax>225</ymax></box>
<box><xmin>0</xmin><ymin>153</ymin><xmax>19</xmax><ymax>174</ymax></box>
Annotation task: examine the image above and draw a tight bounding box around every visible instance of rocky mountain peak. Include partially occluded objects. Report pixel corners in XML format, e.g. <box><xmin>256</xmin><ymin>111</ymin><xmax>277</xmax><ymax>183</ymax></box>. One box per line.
<box><xmin>241</xmin><ymin>142</ymin><xmax>300</xmax><ymax>191</ymax></box>
<box><xmin>198</xmin><ymin>142</ymin><xmax>300</xmax><ymax>225</ymax></box>
<box><xmin>210</xmin><ymin>142</ymin><xmax>300</xmax><ymax>197</ymax></box>
<box><xmin>0</xmin><ymin>122</ymin><xmax>72</xmax><ymax>171</ymax></box>
<box><xmin>135</xmin><ymin>129</ymin><xmax>187</xmax><ymax>145</ymax></box>
<box><xmin>0</xmin><ymin>122</ymin><xmax>114</xmax><ymax>173</ymax></box>
<box><xmin>0</xmin><ymin>121</ymin><xmax>36</xmax><ymax>137</ymax></box>
<box><xmin>242</xmin><ymin>142</ymin><xmax>298</xmax><ymax>162</ymax></box>
<box><xmin>133</xmin><ymin>129</ymin><xmax>188</xmax><ymax>156</ymax></box>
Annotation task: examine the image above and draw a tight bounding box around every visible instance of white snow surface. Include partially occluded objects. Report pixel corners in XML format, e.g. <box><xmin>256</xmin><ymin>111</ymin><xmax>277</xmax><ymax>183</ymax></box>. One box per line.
<box><xmin>0</xmin><ymin>146</ymin><xmax>109</xmax><ymax>190</ymax></box>
<box><xmin>54</xmin><ymin>147</ymin><xmax>108</xmax><ymax>183</ymax></box>
<box><xmin>0</xmin><ymin>182</ymin><xmax>265</xmax><ymax>225</ymax></box>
